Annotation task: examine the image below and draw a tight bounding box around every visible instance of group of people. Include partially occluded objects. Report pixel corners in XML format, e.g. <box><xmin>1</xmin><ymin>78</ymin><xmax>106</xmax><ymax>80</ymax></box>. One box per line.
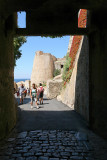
<box><xmin>18</xmin><ymin>83</ymin><xmax>44</xmax><ymax>109</ymax></box>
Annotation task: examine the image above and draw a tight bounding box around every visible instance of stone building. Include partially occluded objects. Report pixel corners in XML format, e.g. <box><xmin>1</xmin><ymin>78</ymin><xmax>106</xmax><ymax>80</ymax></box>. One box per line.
<box><xmin>31</xmin><ymin>51</ymin><xmax>66</xmax><ymax>85</ymax></box>
<box><xmin>47</xmin><ymin>74</ymin><xmax>63</xmax><ymax>99</ymax></box>
<box><xmin>31</xmin><ymin>51</ymin><xmax>57</xmax><ymax>85</ymax></box>
<box><xmin>54</xmin><ymin>58</ymin><xmax>66</xmax><ymax>73</ymax></box>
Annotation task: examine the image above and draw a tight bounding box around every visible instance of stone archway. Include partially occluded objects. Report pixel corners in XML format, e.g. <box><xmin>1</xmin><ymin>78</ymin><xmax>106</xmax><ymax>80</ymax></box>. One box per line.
<box><xmin>0</xmin><ymin>0</ymin><xmax>107</xmax><ymax>139</ymax></box>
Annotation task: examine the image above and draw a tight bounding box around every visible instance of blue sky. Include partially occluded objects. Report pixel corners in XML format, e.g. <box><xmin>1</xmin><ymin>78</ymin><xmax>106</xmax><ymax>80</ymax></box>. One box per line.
<box><xmin>14</xmin><ymin>12</ymin><xmax>70</xmax><ymax>79</ymax></box>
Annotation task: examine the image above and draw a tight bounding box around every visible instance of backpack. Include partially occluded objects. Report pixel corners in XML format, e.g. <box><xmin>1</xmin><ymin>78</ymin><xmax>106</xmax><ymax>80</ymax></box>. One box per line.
<box><xmin>39</xmin><ymin>87</ymin><xmax>44</xmax><ymax>93</ymax></box>
<box><xmin>17</xmin><ymin>91</ymin><xmax>19</xmax><ymax>96</ymax></box>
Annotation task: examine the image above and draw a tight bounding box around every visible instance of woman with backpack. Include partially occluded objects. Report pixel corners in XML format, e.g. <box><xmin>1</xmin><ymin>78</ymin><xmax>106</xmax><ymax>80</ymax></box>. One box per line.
<box><xmin>30</xmin><ymin>83</ymin><xmax>39</xmax><ymax>109</ymax></box>
<box><xmin>38</xmin><ymin>83</ymin><xmax>44</xmax><ymax>105</ymax></box>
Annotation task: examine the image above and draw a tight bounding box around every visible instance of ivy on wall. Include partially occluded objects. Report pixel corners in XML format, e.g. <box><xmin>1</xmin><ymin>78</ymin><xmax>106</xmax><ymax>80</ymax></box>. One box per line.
<box><xmin>62</xmin><ymin>52</ymin><xmax>72</xmax><ymax>83</ymax></box>
<box><xmin>63</xmin><ymin>9</ymin><xmax>87</xmax><ymax>87</ymax></box>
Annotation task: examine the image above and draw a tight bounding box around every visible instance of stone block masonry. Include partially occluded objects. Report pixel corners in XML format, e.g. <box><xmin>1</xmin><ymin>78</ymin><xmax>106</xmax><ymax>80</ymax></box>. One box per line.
<box><xmin>47</xmin><ymin>79</ymin><xmax>63</xmax><ymax>99</ymax></box>
<box><xmin>31</xmin><ymin>51</ymin><xmax>57</xmax><ymax>85</ymax></box>
<box><xmin>59</xmin><ymin>35</ymin><xmax>89</xmax><ymax>122</ymax></box>
<box><xmin>0</xmin><ymin>130</ymin><xmax>94</xmax><ymax>160</ymax></box>
<box><xmin>0</xmin><ymin>0</ymin><xmax>107</xmax><ymax>141</ymax></box>
<box><xmin>0</xmin><ymin>13</ymin><xmax>17</xmax><ymax>140</ymax></box>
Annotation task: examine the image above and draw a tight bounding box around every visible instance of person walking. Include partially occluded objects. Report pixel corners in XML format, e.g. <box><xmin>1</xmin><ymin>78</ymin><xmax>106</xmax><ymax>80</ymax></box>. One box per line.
<box><xmin>30</xmin><ymin>83</ymin><xmax>39</xmax><ymax>109</ymax></box>
<box><xmin>19</xmin><ymin>83</ymin><xmax>26</xmax><ymax>105</ymax></box>
<box><xmin>27</xmin><ymin>88</ymin><xmax>29</xmax><ymax>96</ymax></box>
<box><xmin>38</xmin><ymin>83</ymin><xmax>44</xmax><ymax>105</ymax></box>
<box><xmin>37</xmin><ymin>85</ymin><xmax>40</xmax><ymax>103</ymax></box>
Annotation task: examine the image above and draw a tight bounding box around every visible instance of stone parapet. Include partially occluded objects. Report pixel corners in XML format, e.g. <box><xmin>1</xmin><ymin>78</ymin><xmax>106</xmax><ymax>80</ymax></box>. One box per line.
<box><xmin>47</xmin><ymin>79</ymin><xmax>63</xmax><ymax>99</ymax></box>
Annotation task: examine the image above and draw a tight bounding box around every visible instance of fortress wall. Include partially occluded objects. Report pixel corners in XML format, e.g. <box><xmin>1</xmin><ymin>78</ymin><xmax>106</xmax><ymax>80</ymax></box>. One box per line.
<box><xmin>60</xmin><ymin>36</ymin><xmax>83</xmax><ymax>108</ymax></box>
<box><xmin>59</xmin><ymin>10</ymin><xmax>89</xmax><ymax>121</ymax></box>
<box><xmin>31</xmin><ymin>51</ymin><xmax>56</xmax><ymax>85</ymax></box>
<box><xmin>54</xmin><ymin>58</ymin><xmax>66</xmax><ymax>74</ymax></box>
<box><xmin>60</xmin><ymin>36</ymin><xmax>89</xmax><ymax>121</ymax></box>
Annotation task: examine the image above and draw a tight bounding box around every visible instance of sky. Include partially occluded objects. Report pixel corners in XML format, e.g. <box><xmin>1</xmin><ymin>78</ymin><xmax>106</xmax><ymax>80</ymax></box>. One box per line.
<box><xmin>14</xmin><ymin>12</ymin><xmax>70</xmax><ymax>79</ymax></box>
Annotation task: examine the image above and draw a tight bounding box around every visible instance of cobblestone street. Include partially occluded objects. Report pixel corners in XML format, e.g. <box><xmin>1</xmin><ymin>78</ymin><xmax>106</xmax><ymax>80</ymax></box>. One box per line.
<box><xmin>0</xmin><ymin>130</ymin><xmax>94</xmax><ymax>160</ymax></box>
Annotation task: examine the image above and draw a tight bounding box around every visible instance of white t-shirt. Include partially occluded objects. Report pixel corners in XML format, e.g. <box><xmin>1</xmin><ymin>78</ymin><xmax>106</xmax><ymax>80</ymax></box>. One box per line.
<box><xmin>27</xmin><ymin>89</ymin><xmax>29</xmax><ymax>93</ymax></box>
<box><xmin>19</xmin><ymin>86</ymin><xmax>26</xmax><ymax>95</ymax></box>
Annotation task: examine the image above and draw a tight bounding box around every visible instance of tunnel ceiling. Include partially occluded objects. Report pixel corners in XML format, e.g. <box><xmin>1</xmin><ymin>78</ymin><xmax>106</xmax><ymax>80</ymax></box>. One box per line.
<box><xmin>0</xmin><ymin>0</ymin><xmax>107</xmax><ymax>36</ymax></box>
<box><xmin>1</xmin><ymin>0</ymin><xmax>107</xmax><ymax>14</ymax></box>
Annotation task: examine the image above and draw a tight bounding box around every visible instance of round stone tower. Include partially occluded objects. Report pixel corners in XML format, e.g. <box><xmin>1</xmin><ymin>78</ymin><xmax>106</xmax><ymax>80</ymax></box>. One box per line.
<box><xmin>31</xmin><ymin>51</ymin><xmax>57</xmax><ymax>85</ymax></box>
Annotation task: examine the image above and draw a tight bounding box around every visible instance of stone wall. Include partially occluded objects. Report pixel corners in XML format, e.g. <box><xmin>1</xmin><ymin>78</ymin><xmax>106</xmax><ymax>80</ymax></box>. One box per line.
<box><xmin>54</xmin><ymin>58</ymin><xmax>66</xmax><ymax>73</ymax></box>
<box><xmin>0</xmin><ymin>13</ymin><xmax>17</xmax><ymax>139</ymax></box>
<box><xmin>59</xmin><ymin>36</ymin><xmax>89</xmax><ymax>121</ymax></box>
<box><xmin>74</xmin><ymin>36</ymin><xmax>89</xmax><ymax>121</ymax></box>
<box><xmin>0</xmin><ymin>0</ymin><xmax>107</xmax><ymax>139</ymax></box>
<box><xmin>31</xmin><ymin>51</ymin><xmax>66</xmax><ymax>86</ymax></box>
<box><xmin>89</xmin><ymin>28</ymin><xmax>107</xmax><ymax>138</ymax></box>
<box><xmin>59</xmin><ymin>36</ymin><xmax>83</xmax><ymax>108</ymax></box>
<box><xmin>47</xmin><ymin>79</ymin><xmax>63</xmax><ymax>99</ymax></box>
<box><xmin>31</xmin><ymin>51</ymin><xmax>57</xmax><ymax>85</ymax></box>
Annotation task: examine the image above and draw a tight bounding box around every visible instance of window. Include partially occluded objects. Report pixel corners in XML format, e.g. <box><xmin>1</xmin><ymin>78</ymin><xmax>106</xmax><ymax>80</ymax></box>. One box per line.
<box><xmin>17</xmin><ymin>11</ymin><xmax>26</xmax><ymax>28</ymax></box>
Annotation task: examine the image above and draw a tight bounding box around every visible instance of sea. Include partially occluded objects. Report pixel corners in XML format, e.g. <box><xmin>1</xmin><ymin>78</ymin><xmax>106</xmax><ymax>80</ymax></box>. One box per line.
<box><xmin>14</xmin><ymin>79</ymin><xmax>30</xmax><ymax>83</ymax></box>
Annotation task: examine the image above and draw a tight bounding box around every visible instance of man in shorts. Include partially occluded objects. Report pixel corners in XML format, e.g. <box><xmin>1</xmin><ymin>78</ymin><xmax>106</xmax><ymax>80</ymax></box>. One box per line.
<box><xmin>19</xmin><ymin>83</ymin><xmax>26</xmax><ymax>105</ymax></box>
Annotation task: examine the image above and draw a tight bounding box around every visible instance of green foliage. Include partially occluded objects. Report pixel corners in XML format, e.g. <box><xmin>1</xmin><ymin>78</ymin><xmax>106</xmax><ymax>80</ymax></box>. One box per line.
<box><xmin>42</xmin><ymin>82</ymin><xmax>46</xmax><ymax>87</ymax></box>
<box><xmin>14</xmin><ymin>36</ymin><xmax>27</xmax><ymax>66</ymax></box>
<box><xmin>54</xmin><ymin>69</ymin><xmax>61</xmax><ymax>77</ymax></box>
<box><xmin>62</xmin><ymin>52</ymin><xmax>72</xmax><ymax>82</ymax></box>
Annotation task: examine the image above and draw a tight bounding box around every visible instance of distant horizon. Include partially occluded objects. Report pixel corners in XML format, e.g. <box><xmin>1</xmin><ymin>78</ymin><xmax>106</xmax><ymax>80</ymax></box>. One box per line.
<box><xmin>14</xmin><ymin>78</ymin><xmax>30</xmax><ymax>83</ymax></box>
<box><xmin>14</xmin><ymin>78</ymin><xmax>30</xmax><ymax>80</ymax></box>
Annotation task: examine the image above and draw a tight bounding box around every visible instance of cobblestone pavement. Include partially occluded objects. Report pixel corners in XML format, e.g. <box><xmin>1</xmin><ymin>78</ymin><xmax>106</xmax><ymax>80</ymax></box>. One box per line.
<box><xmin>0</xmin><ymin>130</ymin><xmax>94</xmax><ymax>160</ymax></box>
